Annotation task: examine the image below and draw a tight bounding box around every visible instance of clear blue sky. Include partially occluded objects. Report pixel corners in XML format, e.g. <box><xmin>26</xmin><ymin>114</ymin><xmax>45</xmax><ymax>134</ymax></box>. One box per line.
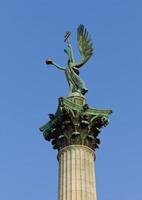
<box><xmin>0</xmin><ymin>0</ymin><xmax>142</xmax><ymax>199</ymax></box>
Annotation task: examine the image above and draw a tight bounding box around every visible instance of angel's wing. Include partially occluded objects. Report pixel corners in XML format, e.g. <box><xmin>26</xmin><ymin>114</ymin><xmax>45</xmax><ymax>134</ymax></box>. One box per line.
<box><xmin>76</xmin><ymin>24</ymin><xmax>93</xmax><ymax>68</ymax></box>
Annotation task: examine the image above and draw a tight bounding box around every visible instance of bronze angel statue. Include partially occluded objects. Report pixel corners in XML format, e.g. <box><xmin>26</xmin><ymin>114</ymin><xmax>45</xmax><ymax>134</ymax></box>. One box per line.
<box><xmin>46</xmin><ymin>24</ymin><xmax>93</xmax><ymax>96</ymax></box>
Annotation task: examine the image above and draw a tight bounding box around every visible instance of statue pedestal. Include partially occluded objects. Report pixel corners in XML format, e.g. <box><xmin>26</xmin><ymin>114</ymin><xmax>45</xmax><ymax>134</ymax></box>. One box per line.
<box><xmin>67</xmin><ymin>92</ymin><xmax>86</xmax><ymax>106</ymax></box>
<box><xmin>40</xmin><ymin>96</ymin><xmax>112</xmax><ymax>150</ymax></box>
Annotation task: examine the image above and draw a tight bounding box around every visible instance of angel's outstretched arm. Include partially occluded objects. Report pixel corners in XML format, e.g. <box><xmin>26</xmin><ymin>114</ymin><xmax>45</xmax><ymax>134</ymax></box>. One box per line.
<box><xmin>46</xmin><ymin>58</ymin><xmax>65</xmax><ymax>71</ymax></box>
<box><xmin>52</xmin><ymin>62</ymin><xmax>65</xmax><ymax>71</ymax></box>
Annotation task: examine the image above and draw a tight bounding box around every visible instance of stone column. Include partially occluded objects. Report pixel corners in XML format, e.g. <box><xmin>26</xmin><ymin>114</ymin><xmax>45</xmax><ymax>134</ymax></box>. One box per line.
<box><xmin>40</xmin><ymin>95</ymin><xmax>112</xmax><ymax>200</ymax></box>
<box><xmin>58</xmin><ymin>145</ymin><xmax>97</xmax><ymax>200</ymax></box>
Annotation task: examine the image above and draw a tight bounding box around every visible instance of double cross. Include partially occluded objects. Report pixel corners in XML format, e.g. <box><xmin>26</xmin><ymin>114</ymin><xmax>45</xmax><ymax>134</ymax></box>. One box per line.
<box><xmin>64</xmin><ymin>31</ymin><xmax>71</xmax><ymax>42</ymax></box>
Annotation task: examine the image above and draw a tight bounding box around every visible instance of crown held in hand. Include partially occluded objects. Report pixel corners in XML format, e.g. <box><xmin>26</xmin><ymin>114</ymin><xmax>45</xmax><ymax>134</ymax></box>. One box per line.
<box><xmin>46</xmin><ymin>58</ymin><xmax>53</xmax><ymax>65</ymax></box>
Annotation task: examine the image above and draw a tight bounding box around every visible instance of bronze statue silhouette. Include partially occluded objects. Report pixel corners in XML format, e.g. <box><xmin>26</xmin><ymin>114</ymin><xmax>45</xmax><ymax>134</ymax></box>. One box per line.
<box><xmin>46</xmin><ymin>24</ymin><xmax>93</xmax><ymax>96</ymax></box>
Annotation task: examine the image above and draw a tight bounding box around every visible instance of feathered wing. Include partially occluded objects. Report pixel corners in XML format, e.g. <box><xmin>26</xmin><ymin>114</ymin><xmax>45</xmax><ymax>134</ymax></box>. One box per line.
<box><xmin>76</xmin><ymin>24</ymin><xmax>93</xmax><ymax>68</ymax></box>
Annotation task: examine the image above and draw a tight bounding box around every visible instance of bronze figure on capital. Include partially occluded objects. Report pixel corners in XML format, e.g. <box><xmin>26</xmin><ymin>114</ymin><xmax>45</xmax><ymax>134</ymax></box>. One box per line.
<box><xmin>40</xmin><ymin>24</ymin><xmax>112</xmax><ymax>151</ymax></box>
<box><xmin>46</xmin><ymin>24</ymin><xmax>93</xmax><ymax>96</ymax></box>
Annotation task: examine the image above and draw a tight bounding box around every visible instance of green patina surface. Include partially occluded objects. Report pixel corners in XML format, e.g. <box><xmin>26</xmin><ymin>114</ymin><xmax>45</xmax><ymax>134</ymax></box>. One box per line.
<box><xmin>46</xmin><ymin>24</ymin><xmax>93</xmax><ymax>96</ymax></box>
<box><xmin>40</xmin><ymin>96</ymin><xmax>112</xmax><ymax>151</ymax></box>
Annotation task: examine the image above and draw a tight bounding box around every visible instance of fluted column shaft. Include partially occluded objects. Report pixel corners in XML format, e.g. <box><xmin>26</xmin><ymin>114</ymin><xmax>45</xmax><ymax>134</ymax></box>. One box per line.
<box><xmin>58</xmin><ymin>145</ymin><xmax>97</xmax><ymax>200</ymax></box>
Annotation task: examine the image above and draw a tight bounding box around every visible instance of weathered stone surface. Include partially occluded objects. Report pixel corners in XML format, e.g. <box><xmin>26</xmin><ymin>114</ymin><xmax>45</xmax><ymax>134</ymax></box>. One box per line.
<box><xmin>58</xmin><ymin>145</ymin><xmax>97</xmax><ymax>200</ymax></box>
